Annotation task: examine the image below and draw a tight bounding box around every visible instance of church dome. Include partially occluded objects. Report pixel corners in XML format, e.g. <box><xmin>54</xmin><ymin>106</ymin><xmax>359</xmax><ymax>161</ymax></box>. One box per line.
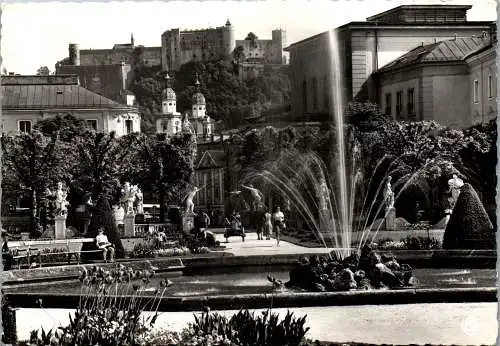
<box><xmin>163</xmin><ymin>87</ymin><xmax>176</xmax><ymax>101</ymax></box>
<box><xmin>192</xmin><ymin>92</ymin><xmax>206</xmax><ymax>105</ymax></box>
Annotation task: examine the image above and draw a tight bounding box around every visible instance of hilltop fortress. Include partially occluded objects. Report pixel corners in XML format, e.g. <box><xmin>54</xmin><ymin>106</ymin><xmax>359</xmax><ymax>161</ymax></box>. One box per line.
<box><xmin>60</xmin><ymin>20</ymin><xmax>287</xmax><ymax>72</ymax></box>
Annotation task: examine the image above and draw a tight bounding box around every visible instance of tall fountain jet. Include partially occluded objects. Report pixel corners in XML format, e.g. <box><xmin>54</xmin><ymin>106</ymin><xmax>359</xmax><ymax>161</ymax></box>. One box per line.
<box><xmin>327</xmin><ymin>29</ymin><xmax>352</xmax><ymax>257</ymax></box>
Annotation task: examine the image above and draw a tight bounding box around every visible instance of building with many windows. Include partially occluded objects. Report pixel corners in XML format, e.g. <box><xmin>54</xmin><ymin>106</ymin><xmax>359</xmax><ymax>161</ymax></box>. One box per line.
<box><xmin>284</xmin><ymin>4</ymin><xmax>495</xmax><ymax>121</ymax></box>
<box><xmin>376</xmin><ymin>35</ymin><xmax>496</xmax><ymax>128</ymax></box>
<box><xmin>56</xmin><ymin>37</ymin><xmax>160</xmax><ymax>104</ymax></box>
<box><xmin>1</xmin><ymin>75</ymin><xmax>140</xmax><ymax>136</ymax></box>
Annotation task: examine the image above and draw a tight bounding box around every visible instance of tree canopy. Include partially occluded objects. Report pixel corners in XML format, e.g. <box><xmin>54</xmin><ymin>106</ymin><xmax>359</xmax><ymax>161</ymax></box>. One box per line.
<box><xmin>129</xmin><ymin>59</ymin><xmax>291</xmax><ymax>132</ymax></box>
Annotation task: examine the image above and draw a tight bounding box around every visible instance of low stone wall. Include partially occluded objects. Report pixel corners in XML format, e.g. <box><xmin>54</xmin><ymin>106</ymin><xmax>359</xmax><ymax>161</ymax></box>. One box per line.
<box><xmin>4</xmin><ymin>287</ymin><xmax>497</xmax><ymax>311</ymax></box>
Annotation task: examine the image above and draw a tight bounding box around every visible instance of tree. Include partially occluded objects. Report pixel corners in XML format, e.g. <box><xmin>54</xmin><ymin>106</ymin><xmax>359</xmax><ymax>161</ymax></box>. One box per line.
<box><xmin>124</xmin><ymin>133</ymin><xmax>195</xmax><ymax>222</ymax></box>
<box><xmin>1</xmin><ymin>131</ymin><xmax>71</xmax><ymax>235</ymax></box>
<box><xmin>55</xmin><ymin>57</ymin><xmax>71</xmax><ymax>71</ymax></box>
<box><xmin>71</xmin><ymin>131</ymin><xmax>138</xmax><ymax>203</ymax></box>
<box><xmin>81</xmin><ymin>197</ymin><xmax>125</xmax><ymax>260</ymax></box>
<box><xmin>36</xmin><ymin>66</ymin><xmax>50</xmax><ymax>76</ymax></box>
<box><xmin>35</xmin><ymin>113</ymin><xmax>89</xmax><ymax>142</ymax></box>
<box><xmin>233</xmin><ymin>46</ymin><xmax>245</xmax><ymax>62</ymax></box>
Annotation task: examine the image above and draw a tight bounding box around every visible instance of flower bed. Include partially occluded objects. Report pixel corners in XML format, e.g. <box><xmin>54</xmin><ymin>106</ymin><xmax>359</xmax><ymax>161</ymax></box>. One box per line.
<box><xmin>22</xmin><ymin>264</ymin><xmax>314</xmax><ymax>346</ymax></box>
<box><xmin>128</xmin><ymin>243</ymin><xmax>191</xmax><ymax>259</ymax></box>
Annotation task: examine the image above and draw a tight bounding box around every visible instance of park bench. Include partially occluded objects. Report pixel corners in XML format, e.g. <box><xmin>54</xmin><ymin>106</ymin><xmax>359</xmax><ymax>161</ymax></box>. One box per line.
<box><xmin>37</xmin><ymin>239</ymin><xmax>107</xmax><ymax>266</ymax></box>
<box><xmin>9</xmin><ymin>246</ymin><xmax>40</xmax><ymax>269</ymax></box>
<box><xmin>224</xmin><ymin>227</ymin><xmax>246</xmax><ymax>242</ymax></box>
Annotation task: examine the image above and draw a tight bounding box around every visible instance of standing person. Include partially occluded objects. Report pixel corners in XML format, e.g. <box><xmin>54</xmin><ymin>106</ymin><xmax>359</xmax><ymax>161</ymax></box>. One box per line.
<box><xmin>95</xmin><ymin>227</ymin><xmax>115</xmax><ymax>262</ymax></box>
<box><xmin>263</xmin><ymin>209</ymin><xmax>273</xmax><ymax>240</ymax></box>
<box><xmin>1</xmin><ymin>232</ymin><xmax>13</xmax><ymax>271</ymax></box>
<box><xmin>273</xmin><ymin>207</ymin><xmax>285</xmax><ymax>246</ymax></box>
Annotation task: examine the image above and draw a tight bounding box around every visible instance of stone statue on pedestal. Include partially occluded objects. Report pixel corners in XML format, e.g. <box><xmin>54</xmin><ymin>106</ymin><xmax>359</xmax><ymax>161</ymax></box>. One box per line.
<box><xmin>318</xmin><ymin>178</ymin><xmax>330</xmax><ymax>212</ymax></box>
<box><xmin>120</xmin><ymin>182</ymin><xmax>140</xmax><ymax>215</ymax></box>
<box><xmin>53</xmin><ymin>182</ymin><xmax>70</xmax><ymax>217</ymax></box>
<box><xmin>185</xmin><ymin>186</ymin><xmax>203</xmax><ymax>215</ymax></box>
<box><xmin>135</xmin><ymin>189</ymin><xmax>144</xmax><ymax>214</ymax></box>
<box><xmin>384</xmin><ymin>176</ymin><xmax>395</xmax><ymax>210</ymax></box>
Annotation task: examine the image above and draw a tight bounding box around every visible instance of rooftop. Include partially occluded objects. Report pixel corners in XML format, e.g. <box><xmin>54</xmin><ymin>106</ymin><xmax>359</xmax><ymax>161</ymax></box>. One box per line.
<box><xmin>377</xmin><ymin>35</ymin><xmax>492</xmax><ymax>73</ymax></box>
<box><xmin>2</xmin><ymin>75</ymin><xmax>79</xmax><ymax>85</ymax></box>
<box><xmin>366</xmin><ymin>4</ymin><xmax>472</xmax><ymax>23</ymax></box>
<box><xmin>285</xmin><ymin>4</ymin><xmax>493</xmax><ymax>51</ymax></box>
<box><xmin>2</xmin><ymin>75</ymin><xmax>136</xmax><ymax>111</ymax></box>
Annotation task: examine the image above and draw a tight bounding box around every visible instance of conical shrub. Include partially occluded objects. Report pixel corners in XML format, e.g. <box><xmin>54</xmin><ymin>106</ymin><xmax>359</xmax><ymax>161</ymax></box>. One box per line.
<box><xmin>81</xmin><ymin>197</ymin><xmax>125</xmax><ymax>261</ymax></box>
<box><xmin>443</xmin><ymin>183</ymin><xmax>495</xmax><ymax>249</ymax></box>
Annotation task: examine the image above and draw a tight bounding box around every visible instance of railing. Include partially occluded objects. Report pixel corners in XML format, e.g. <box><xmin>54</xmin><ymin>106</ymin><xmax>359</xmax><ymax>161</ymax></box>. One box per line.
<box><xmin>134</xmin><ymin>223</ymin><xmax>183</xmax><ymax>242</ymax></box>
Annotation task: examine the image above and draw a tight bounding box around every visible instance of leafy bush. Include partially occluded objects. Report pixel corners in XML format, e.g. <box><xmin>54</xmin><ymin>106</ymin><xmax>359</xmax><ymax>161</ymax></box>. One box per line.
<box><xmin>181</xmin><ymin>309</ymin><xmax>310</xmax><ymax>346</ymax></box>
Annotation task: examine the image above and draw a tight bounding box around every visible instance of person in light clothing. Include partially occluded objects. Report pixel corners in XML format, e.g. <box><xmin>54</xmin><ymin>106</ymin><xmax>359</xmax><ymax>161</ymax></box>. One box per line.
<box><xmin>96</xmin><ymin>227</ymin><xmax>115</xmax><ymax>262</ymax></box>
<box><xmin>273</xmin><ymin>207</ymin><xmax>285</xmax><ymax>246</ymax></box>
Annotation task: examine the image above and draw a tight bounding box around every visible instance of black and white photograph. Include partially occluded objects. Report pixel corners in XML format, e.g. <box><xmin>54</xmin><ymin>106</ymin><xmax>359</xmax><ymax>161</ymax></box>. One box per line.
<box><xmin>0</xmin><ymin>0</ymin><xmax>497</xmax><ymax>344</ymax></box>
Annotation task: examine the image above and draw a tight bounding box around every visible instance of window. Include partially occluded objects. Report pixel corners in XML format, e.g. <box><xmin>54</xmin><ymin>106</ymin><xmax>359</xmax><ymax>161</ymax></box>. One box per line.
<box><xmin>125</xmin><ymin>119</ymin><xmax>133</xmax><ymax>134</ymax></box>
<box><xmin>473</xmin><ymin>80</ymin><xmax>479</xmax><ymax>103</ymax></box>
<box><xmin>407</xmin><ymin>88</ymin><xmax>415</xmax><ymax>116</ymax></box>
<box><xmin>18</xmin><ymin>120</ymin><xmax>32</xmax><ymax>133</ymax></box>
<box><xmin>86</xmin><ymin>119</ymin><xmax>98</xmax><ymax>130</ymax></box>
<box><xmin>385</xmin><ymin>93</ymin><xmax>392</xmax><ymax>116</ymax></box>
<box><xmin>311</xmin><ymin>77</ymin><xmax>318</xmax><ymax>110</ymax></box>
<box><xmin>488</xmin><ymin>75</ymin><xmax>493</xmax><ymax>98</ymax></box>
<box><xmin>396</xmin><ymin>91</ymin><xmax>403</xmax><ymax>120</ymax></box>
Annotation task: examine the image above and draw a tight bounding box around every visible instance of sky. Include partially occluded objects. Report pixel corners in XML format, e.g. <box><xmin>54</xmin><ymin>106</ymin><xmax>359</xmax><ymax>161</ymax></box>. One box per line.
<box><xmin>1</xmin><ymin>0</ymin><xmax>497</xmax><ymax>75</ymax></box>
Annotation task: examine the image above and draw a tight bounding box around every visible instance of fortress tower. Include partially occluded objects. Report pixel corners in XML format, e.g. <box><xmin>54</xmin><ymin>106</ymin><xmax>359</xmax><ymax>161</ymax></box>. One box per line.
<box><xmin>161</xmin><ymin>20</ymin><xmax>236</xmax><ymax>71</ymax></box>
<box><xmin>222</xmin><ymin>19</ymin><xmax>236</xmax><ymax>58</ymax></box>
<box><xmin>69</xmin><ymin>43</ymin><xmax>80</xmax><ymax>66</ymax></box>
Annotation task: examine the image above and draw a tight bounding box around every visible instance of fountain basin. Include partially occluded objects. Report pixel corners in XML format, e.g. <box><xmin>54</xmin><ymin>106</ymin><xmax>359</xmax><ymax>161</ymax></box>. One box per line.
<box><xmin>3</xmin><ymin>287</ymin><xmax>496</xmax><ymax>312</ymax></box>
<box><xmin>1</xmin><ymin>249</ymin><xmax>495</xmax><ymax>285</ymax></box>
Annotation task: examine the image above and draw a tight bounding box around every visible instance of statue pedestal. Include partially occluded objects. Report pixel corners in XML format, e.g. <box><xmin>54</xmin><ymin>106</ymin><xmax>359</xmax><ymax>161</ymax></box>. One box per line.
<box><xmin>385</xmin><ymin>207</ymin><xmax>396</xmax><ymax>231</ymax></box>
<box><xmin>182</xmin><ymin>213</ymin><xmax>195</xmax><ymax>233</ymax></box>
<box><xmin>54</xmin><ymin>215</ymin><xmax>67</xmax><ymax>239</ymax></box>
<box><xmin>124</xmin><ymin>214</ymin><xmax>136</xmax><ymax>237</ymax></box>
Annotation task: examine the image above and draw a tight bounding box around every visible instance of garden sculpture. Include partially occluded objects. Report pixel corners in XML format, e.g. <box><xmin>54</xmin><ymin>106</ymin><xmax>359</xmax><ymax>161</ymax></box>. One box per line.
<box><xmin>54</xmin><ymin>182</ymin><xmax>70</xmax><ymax>216</ymax></box>
<box><xmin>120</xmin><ymin>182</ymin><xmax>140</xmax><ymax>215</ymax></box>
<box><xmin>384</xmin><ymin>176</ymin><xmax>395</xmax><ymax>210</ymax></box>
<box><xmin>185</xmin><ymin>186</ymin><xmax>203</xmax><ymax>214</ymax></box>
<box><xmin>318</xmin><ymin>178</ymin><xmax>330</xmax><ymax>212</ymax></box>
<box><xmin>135</xmin><ymin>188</ymin><xmax>144</xmax><ymax>214</ymax></box>
<box><xmin>241</xmin><ymin>184</ymin><xmax>264</xmax><ymax>211</ymax></box>
<box><xmin>448</xmin><ymin>174</ymin><xmax>464</xmax><ymax>210</ymax></box>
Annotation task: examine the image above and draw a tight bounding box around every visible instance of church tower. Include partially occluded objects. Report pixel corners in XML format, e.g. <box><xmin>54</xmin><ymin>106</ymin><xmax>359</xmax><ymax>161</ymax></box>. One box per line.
<box><xmin>191</xmin><ymin>74</ymin><xmax>206</xmax><ymax>118</ymax></box>
<box><xmin>188</xmin><ymin>75</ymin><xmax>215</xmax><ymax>139</ymax></box>
<box><xmin>156</xmin><ymin>73</ymin><xmax>182</xmax><ymax>135</ymax></box>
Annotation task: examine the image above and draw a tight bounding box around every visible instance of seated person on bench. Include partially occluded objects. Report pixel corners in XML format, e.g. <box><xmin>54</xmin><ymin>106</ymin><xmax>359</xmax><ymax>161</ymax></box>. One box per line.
<box><xmin>95</xmin><ymin>227</ymin><xmax>115</xmax><ymax>262</ymax></box>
